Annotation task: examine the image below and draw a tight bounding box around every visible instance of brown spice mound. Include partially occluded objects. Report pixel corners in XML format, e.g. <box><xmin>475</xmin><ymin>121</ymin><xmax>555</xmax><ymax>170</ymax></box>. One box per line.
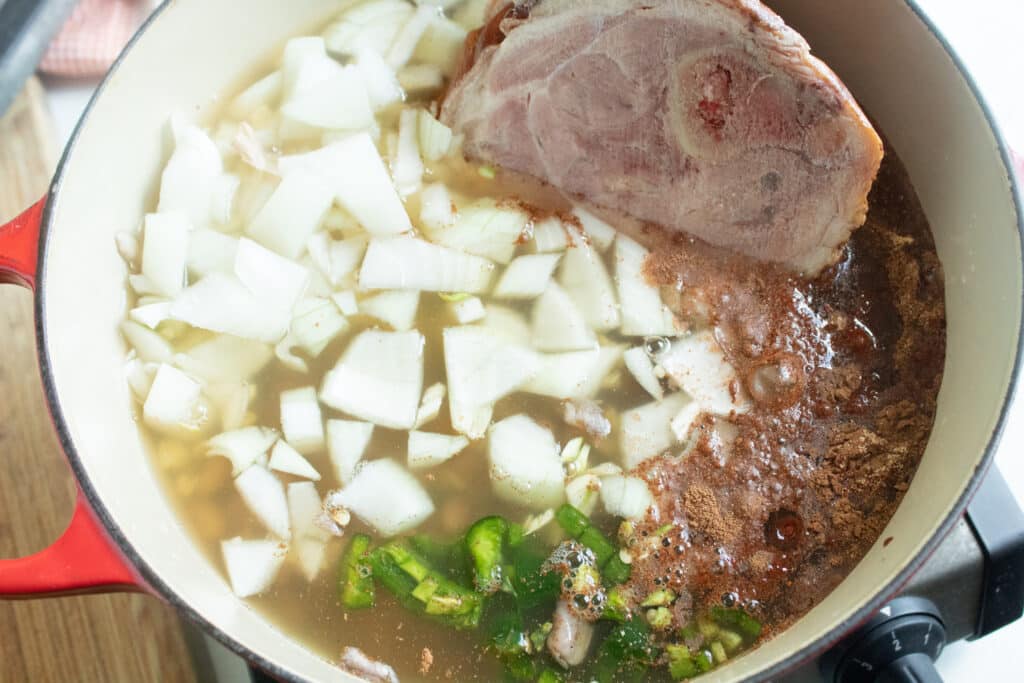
<box><xmin>684</xmin><ymin>484</ymin><xmax>741</xmax><ymax>544</ymax></box>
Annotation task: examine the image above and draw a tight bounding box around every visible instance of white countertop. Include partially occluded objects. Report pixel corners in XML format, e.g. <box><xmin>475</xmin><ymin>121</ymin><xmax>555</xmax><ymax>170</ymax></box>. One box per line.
<box><xmin>39</xmin><ymin>1</ymin><xmax>1024</xmax><ymax>680</ymax></box>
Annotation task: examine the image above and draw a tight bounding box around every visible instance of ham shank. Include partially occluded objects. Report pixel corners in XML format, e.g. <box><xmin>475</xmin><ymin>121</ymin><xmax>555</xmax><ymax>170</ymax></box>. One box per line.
<box><xmin>441</xmin><ymin>0</ymin><xmax>884</xmax><ymax>274</ymax></box>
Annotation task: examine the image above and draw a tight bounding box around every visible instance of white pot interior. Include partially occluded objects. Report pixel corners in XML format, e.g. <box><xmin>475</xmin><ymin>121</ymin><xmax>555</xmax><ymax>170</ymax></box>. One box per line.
<box><xmin>38</xmin><ymin>0</ymin><xmax>1021</xmax><ymax>680</ymax></box>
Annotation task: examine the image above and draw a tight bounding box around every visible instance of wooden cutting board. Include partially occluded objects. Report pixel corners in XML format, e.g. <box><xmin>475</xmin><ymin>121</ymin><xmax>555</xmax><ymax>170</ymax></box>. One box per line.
<box><xmin>0</xmin><ymin>78</ymin><xmax>198</xmax><ymax>683</ymax></box>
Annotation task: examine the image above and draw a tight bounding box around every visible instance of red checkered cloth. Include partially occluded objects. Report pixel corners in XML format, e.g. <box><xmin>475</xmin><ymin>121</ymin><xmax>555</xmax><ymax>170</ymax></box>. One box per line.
<box><xmin>39</xmin><ymin>0</ymin><xmax>143</xmax><ymax>78</ymax></box>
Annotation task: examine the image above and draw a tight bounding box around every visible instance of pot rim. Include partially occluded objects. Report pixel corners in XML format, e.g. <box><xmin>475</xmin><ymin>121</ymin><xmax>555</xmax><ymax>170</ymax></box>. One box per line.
<box><xmin>30</xmin><ymin>1</ymin><xmax>1024</xmax><ymax>681</ymax></box>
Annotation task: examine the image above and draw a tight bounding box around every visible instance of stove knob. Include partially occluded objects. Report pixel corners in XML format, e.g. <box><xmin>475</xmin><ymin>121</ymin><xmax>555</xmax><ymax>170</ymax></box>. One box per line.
<box><xmin>820</xmin><ymin>596</ymin><xmax>946</xmax><ymax>683</ymax></box>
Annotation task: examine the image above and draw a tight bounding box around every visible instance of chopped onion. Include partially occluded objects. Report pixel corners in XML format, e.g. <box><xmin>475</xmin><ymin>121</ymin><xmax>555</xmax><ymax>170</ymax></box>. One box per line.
<box><xmin>670</xmin><ymin>401</ymin><xmax>703</xmax><ymax>442</ymax></box>
<box><xmin>187</xmin><ymin>228</ymin><xmax>239</xmax><ymax>278</ymax></box>
<box><xmin>207</xmin><ymin>426</ymin><xmax>278</xmax><ymax>475</ymax></box>
<box><xmin>623</xmin><ymin>347</ymin><xmax>664</xmax><ymax>400</ymax></box>
<box><xmin>235</xmin><ymin>464</ymin><xmax>291</xmax><ymax>540</ymax></box>
<box><xmin>321</xmin><ymin>329</ymin><xmax>424</xmax><ymax>429</ymax></box>
<box><xmin>572</xmin><ymin>207</ymin><xmax>617</xmax><ymax>252</ymax></box>
<box><xmin>654</xmin><ymin>330</ymin><xmax>750</xmax><ymax>414</ymax></box>
<box><xmin>125</xmin><ymin>358</ymin><xmax>156</xmax><ymax>403</ymax></box>
<box><xmin>268</xmin><ymin>438</ymin><xmax>319</xmax><ymax>481</ymax></box>
<box><xmin>115</xmin><ymin>230</ymin><xmax>139</xmax><ymax>265</ymax></box>
<box><xmin>478</xmin><ymin>305</ymin><xmax>531</xmax><ymax>345</ymax></box>
<box><xmin>121</xmin><ymin>321</ymin><xmax>174</xmax><ymax>363</ymax></box>
<box><xmin>323</xmin><ymin>0</ymin><xmax>414</xmax><ymax>57</ymax></box>
<box><xmin>282</xmin><ymin>53</ymin><xmax>374</xmax><ymax>131</ymax></box>
<box><xmin>413</xmin><ymin>382</ymin><xmax>446</xmax><ymax>428</ymax></box>
<box><xmin>170</xmin><ymin>273</ymin><xmax>289</xmax><ymax>343</ymax></box>
<box><xmin>614</xmin><ymin>235</ymin><xmax>679</xmax><ymax>336</ymax></box>
<box><xmin>129</xmin><ymin>301</ymin><xmax>171</xmax><ymax>330</ymax></box>
<box><xmin>619</xmin><ymin>393</ymin><xmax>692</xmax><ymax>469</ymax></box>
<box><xmin>419</xmin><ymin>183</ymin><xmax>456</xmax><ymax>232</ymax></box>
<box><xmin>398</xmin><ymin>63</ymin><xmax>444</xmax><ymax>93</ymax></box>
<box><xmin>288</xmin><ymin>481</ymin><xmax>330</xmax><ymax>542</ymax></box>
<box><xmin>522</xmin><ymin>347</ymin><xmax>623</xmax><ymax>400</ymax></box>
<box><xmin>143</xmin><ymin>363</ymin><xmax>203</xmax><ymax>434</ymax></box>
<box><xmin>411</xmin><ymin>13</ymin><xmax>467</xmax><ymax>75</ymax></box>
<box><xmin>565</xmin><ymin>474</ymin><xmax>601</xmax><ymax>516</ymax></box>
<box><xmin>307</xmin><ymin>235</ymin><xmax>368</xmax><ymax>287</ymax></box>
<box><xmin>449</xmin><ymin>296</ymin><xmax>485</xmax><ymax>324</ymax></box>
<box><xmin>141</xmin><ymin>212</ymin><xmax>189</xmax><ymax>297</ymax></box>
<box><xmin>360</xmin><ymin>290</ymin><xmax>420</xmax><ymax>331</ymax></box>
<box><xmin>295</xmin><ymin>537</ymin><xmax>328</xmax><ymax>583</ymax></box>
<box><xmin>332</xmin><ymin>458</ymin><xmax>434</xmax><ymax>536</ymax></box>
<box><xmin>452</xmin><ymin>0</ymin><xmax>490</xmax><ymax>30</ymax></box>
<box><xmin>221</xmin><ymin>537</ymin><xmax>287</xmax><ymax>598</ymax></box>
<box><xmin>228</xmin><ymin>70</ymin><xmax>282</xmax><ymax>120</ymax></box>
<box><xmin>407</xmin><ymin>431</ymin><xmax>469</xmax><ymax>469</ymax></box>
<box><xmin>417</xmin><ymin>110</ymin><xmax>453</xmax><ymax>162</ymax></box>
<box><xmin>522</xmin><ymin>508</ymin><xmax>555</xmax><ymax>536</ymax></box>
<box><xmin>494</xmin><ymin>253</ymin><xmax>561</xmax><ymax>299</ymax></box>
<box><xmin>327</xmin><ymin>419</ymin><xmax>375</xmax><ymax>484</ymax></box>
<box><xmin>205</xmin><ymin>381</ymin><xmax>252</xmax><ymax>431</ymax></box>
<box><xmin>431</xmin><ymin>201</ymin><xmax>529</xmax><ymax>264</ymax></box>
<box><xmin>559</xmin><ymin>243</ymin><xmax>620</xmax><ymax>331</ymax></box>
<box><xmin>280</xmin><ymin>386</ymin><xmax>325</xmax><ymax>454</ymax></box>
<box><xmin>290</xmin><ymin>297</ymin><xmax>350</xmax><ymax>356</ymax></box>
<box><xmin>234</xmin><ymin>238</ymin><xmax>310</xmax><ymax>314</ymax></box>
<box><xmin>157</xmin><ymin>120</ymin><xmax>227</xmax><ymax>230</ymax></box>
<box><xmin>355</xmin><ymin>49</ymin><xmax>403</xmax><ymax>110</ymax></box>
<box><xmin>359</xmin><ymin>236</ymin><xmax>495</xmax><ymax>293</ymax></box>
<box><xmin>282</xmin><ymin>37</ymin><xmax>328</xmax><ymax>95</ymax></box>
<box><xmin>279</xmin><ymin>134</ymin><xmax>412</xmax><ymax>237</ymax></box>
<box><xmin>393</xmin><ymin>108</ymin><xmax>423</xmax><ymax>197</ymax></box>
<box><xmin>532</xmin><ymin>217</ymin><xmax>570</xmax><ymax>253</ymax></box>
<box><xmin>531</xmin><ymin>283</ymin><xmax>597</xmax><ymax>352</ymax></box>
<box><xmin>488</xmin><ymin>415</ymin><xmax>565</xmax><ymax>510</ymax></box>
<box><xmin>386</xmin><ymin>4</ymin><xmax>435</xmax><ymax>69</ymax></box>
<box><xmin>247</xmin><ymin>170</ymin><xmax>334</xmax><ymax>259</ymax></box>
<box><xmin>444</xmin><ymin>326</ymin><xmax>540</xmax><ymax>438</ymax></box>
<box><xmin>332</xmin><ymin>290</ymin><xmax>359</xmax><ymax>316</ymax></box>
<box><xmin>128</xmin><ymin>274</ymin><xmax>160</xmax><ymax>296</ymax></box>
<box><xmin>600</xmin><ymin>475</ymin><xmax>654</xmax><ymax>520</ymax></box>
<box><xmin>174</xmin><ymin>334</ymin><xmax>272</xmax><ymax>384</ymax></box>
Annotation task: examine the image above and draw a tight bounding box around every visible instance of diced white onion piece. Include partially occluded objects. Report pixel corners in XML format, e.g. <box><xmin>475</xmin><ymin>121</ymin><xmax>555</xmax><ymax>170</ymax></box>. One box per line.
<box><xmin>444</xmin><ymin>326</ymin><xmax>540</xmax><ymax>438</ymax></box>
<box><xmin>522</xmin><ymin>346</ymin><xmax>623</xmax><ymax>399</ymax></box>
<box><xmin>522</xmin><ymin>508</ymin><xmax>555</xmax><ymax>536</ymax></box>
<box><xmin>234</xmin><ymin>238</ymin><xmax>310</xmax><ymax>314</ymax></box>
<box><xmin>559</xmin><ymin>244</ymin><xmax>620</xmax><ymax>331</ymax></box>
<box><xmin>360</xmin><ymin>290</ymin><xmax>420</xmax><ymax>331</ymax></box>
<box><xmin>432</xmin><ymin>201</ymin><xmax>529</xmax><ymax>265</ymax></box>
<box><xmin>170</xmin><ymin>273</ymin><xmax>290</xmax><ymax>343</ymax></box>
<box><xmin>572</xmin><ymin>207</ymin><xmax>617</xmax><ymax>252</ymax></box>
<box><xmin>128</xmin><ymin>274</ymin><xmax>160</xmax><ymax>296</ymax></box>
<box><xmin>174</xmin><ymin>334</ymin><xmax>272</xmax><ymax>384</ymax></box>
<box><xmin>143</xmin><ymin>363</ymin><xmax>203</xmax><ymax>433</ymax></box>
<box><xmin>452</xmin><ymin>0</ymin><xmax>490</xmax><ymax>30</ymax></box>
<box><xmin>290</xmin><ymin>297</ymin><xmax>350</xmax><ymax>356</ymax></box>
<box><xmin>187</xmin><ymin>228</ymin><xmax>239</xmax><ymax>278</ymax></box>
<box><xmin>323</xmin><ymin>0</ymin><xmax>414</xmax><ymax>56</ymax></box>
<box><xmin>282</xmin><ymin>37</ymin><xmax>328</xmax><ymax>95</ymax></box>
<box><xmin>614</xmin><ymin>235</ymin><xmax>678</xmax><ymax>336</ymax></box>
<box><xmin>419</xmin><ymin>183</ymin><xmax>456</xmax><ymax>233</ymax></box>
<box><xmin>121</xmin><ymin>320</ymin><xmax>174</xmax><ymax>363</ymax></box>
<box><xmin>670</xmin><ymin>401</ymin><xmax>703</xmax><ymax>442</ymax></box>
<box><xmin>232</xmin><ymin>123</ymin><xmax>272</xmax><ymax>172</ymax></box>
<box><xmin>229</xmin><ymin>70</ymin><xmax>282</xmax><ymax>119</ymax></box>
<box><xmin>158</xmin><ymin>120</ymin><xmax>226</xmax><ymax>230</ymax></box>
<box><xmin>247</xmin><ymin>170</ymin><xmax>333</xmax><ymax>259</ymax></box>
<box><xmin>393</xmin><ymin>108</ymin><xmax>424</xmax><ymax>197</ymax></box>
<box><xmin>295</xmin><ymin>537</ymin><xmax>328</xmax><ymax>582</ymax></box>
<box><xmin>308</xmin><ymin>235</ymin><xmax>368</xmax><ymax>287</ymax></box>
<box><xmin>355</xmin><ymin>49</ymin><xmax>403</xmax><ymax>110</ymax></box>
<box><xmin>478</xmin><ymin>305</ymin><xmax>531</xmax><ymax>345</ymax></box>
<box><xmin>619</xmin><ymin>393</ymin><xmax>692</xmax><ymax>469</ymax></box>
<box><xmin>327</xmin><ymin>419</ymin><xmax>375</xmax><ymax>484</ymax></box>
<box><xmin>141</xmin><ymin>212</ymin><xmax>189</xmax><ymax>297</ymax></box>
<box><xmin>321</xmin><ymin>329</ymin><xmax>424</xmax><ymax>429</ymax></box>
<box><xmin>288</xmin><ymin>481</ymin><xmax>330</xmax><ymax>542</ymax></box>
<box><xmin>279</xmin><ymin>134</ymin><xmax>412</xmax><ymax>237</ymax></box>
<box><xmin>417</xmin><ymin>110</ymin><xmax>453</xmax><ymax>162</ymax></box>
<box><xmin>276</xmin><ymin>337</ymin><xmax>310</xmax><ymax>375</ymax></box>
<box><xmin>333</xmin><ymin>290</ymin><xmax>359</xmax><ymax>316</ymax></box>
<box><xmin>588</xmin><ymin>462</ymin><xmax>624</xmax><ymax>477</ymax></box>
<box><xmin>488</xmin><ymin>415</ymin><xmax>565</xmax><ymax>510</ymax></box>
<box><xmin>211</xmin><ymin>174</ymin><xmax>239</xmax><ymax>226</ymax></box>
<box><xmin>531</xmin><ymin>283</ymin><xmax>597</xmax><ymax>352</ymax></box>
<box><xmin>235</xmin><ymin>464</ymin><xmax>291</xmax><ymax>540</ymax></box>
<box><xmin>359</xmin><ymin>237</ymin><xmax>495</xmax><ymax>293</ymax></box>
<box><xmin>655</xmin><ymin>330</ymin><xmax>750</xmax><ymax>415</ymax></box>
<box><xmin>623</xmin><ymin>347</ymin><xmax>664</xmax><ymax>400</ymax></box>
<box><xmin>125</xmin><ymin>358</ymin><xmax>156</xmax><ymax>402</ymax></box>
<box><xmin>115</xmin><ymin>230</ymin><xmax>139</xmax><ymax>264</ymax></box>
<box><xmin>268</xmin><ymin>440</ymin><xmax>319</xmax><ymax>479</ymax></box>
<box><xmin>130</xmin><ymin>301</ymin><xmax>171</xmax><ymax>330</ymax></box>
<box><xmin>413</xmin><ymin>382</ymin><xmax>446</xmax><ymax>428</ymax></box>
<box><xmin>412</xmin><ymin>13</ymin><xmax>467</xmax><ymax>75</ymax></box>
<box><xmin>386</xmin><ymin>4</ymin><xmax>435</xmax><ymax>69</ymax></box>
<box><xmin>408</xmin><ymin>431</ymin><xmax>469</xmax><ymax>469</ymax></box>
<box><xmin>450</xmin><ymin>296</ymin><xmax>485</xmax><ymax>324</ymax></box>
<box><xmin>398</xmin><ymin>63</ymin><xmax>444</xmax><ymax>93</ymax></box>
<box><xmin>494</xmin><ymin>254</ymin><xmax>561</xmax><ymax>299</ymax></box>
<box><xmin>207</xmin><ymin>426</ymin><xmax>279</xmax><ymax>475</ymax></box>
<box><xmin>333</xmin><ymin>458</ymin><xmax>434</xmax><ymax>536</ymax></box>
<box><xmin>566</xmin><ymin>474</ymin><xmax>601</xmax><ymax>516</ymax></box>
<box><xmin>533</xmin><ymin>217</ymin><xmax>570</xmax><ymax>253</ymax></box>
<box><xmin>221</xmin><ymin>537</ymin><xmax>287</xmax><ymax>598</ymax></box>
<box><xmin>600</xmin><ymin>475</ymin><xmax>654</xmax><ymax>520</ymax></box>
<box><xmin>206</xmin><ymin>381</ymin><xmax>251</xmax><ymax>432</ymax></box>
<box><xmin>280</xmin><ymin>386</ymin><xmax>325</xmax><ymax>454</ymax></box>
<box><xmin>282</xmin><ymin>55</ymin><xmax>374</xmax><ymax>131</ymax></box>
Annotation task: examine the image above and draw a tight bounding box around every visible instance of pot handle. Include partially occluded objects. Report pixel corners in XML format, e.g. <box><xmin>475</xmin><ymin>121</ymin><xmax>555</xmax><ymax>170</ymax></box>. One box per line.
<box><xmin>0</xmin><ymin>199</ymin><xmax>143</xmax><ymax>597</ymax></box>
